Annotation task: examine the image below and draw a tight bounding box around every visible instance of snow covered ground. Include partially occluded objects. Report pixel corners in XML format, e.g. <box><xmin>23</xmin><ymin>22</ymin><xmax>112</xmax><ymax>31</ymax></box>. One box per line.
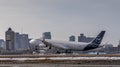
<box><xmin>0</xmin><ymin>57</ymin><xmax>120</xmax><ymax>60</ymax></box>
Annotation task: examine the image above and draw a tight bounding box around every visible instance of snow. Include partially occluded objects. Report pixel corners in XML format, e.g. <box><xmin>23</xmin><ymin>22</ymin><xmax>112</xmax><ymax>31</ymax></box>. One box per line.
<box><xmin>0</xmin><ymin>57</ymin><xmax>120</xmax><ymax>60</ymax></box>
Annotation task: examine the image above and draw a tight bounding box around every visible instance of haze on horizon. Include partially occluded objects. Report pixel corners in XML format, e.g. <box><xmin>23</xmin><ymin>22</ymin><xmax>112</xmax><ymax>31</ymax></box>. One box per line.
<box><xmin>0</xmin><ymin>0</ymin><xmax>120</xmax><ymax>46</ymax></box>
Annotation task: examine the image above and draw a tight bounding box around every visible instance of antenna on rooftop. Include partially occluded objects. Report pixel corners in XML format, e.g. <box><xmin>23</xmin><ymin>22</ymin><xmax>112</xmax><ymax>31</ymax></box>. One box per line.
<box><xmin>119</xmin><ymin>40</ymin><xmax>120</xmax><ymax>45</ymax></box>
<box><xmin>21</xmin><ymin>27</ymin><xmax>23</xmax><ymax>34</ymax></box>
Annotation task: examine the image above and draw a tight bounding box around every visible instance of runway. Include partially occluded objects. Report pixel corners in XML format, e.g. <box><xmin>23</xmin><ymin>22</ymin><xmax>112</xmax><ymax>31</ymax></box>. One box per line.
<box><xmin>1</xmin><ymin>54</ymin><xmax>120</xmax><ymax>58</ymax></box>
<box><xmin>1</xmin><ymin>57</ymin><xmax>120</xmax><ymax>60</ymax></box>
<box><xmin>0</xmin><ymin>64</ymin><xmax>119</xmax><ymax>67</ymax></box>
<box><xmin>0</xmin><ymin>54</ymin><xmax>119</xmax><ymax>65</ymax></box>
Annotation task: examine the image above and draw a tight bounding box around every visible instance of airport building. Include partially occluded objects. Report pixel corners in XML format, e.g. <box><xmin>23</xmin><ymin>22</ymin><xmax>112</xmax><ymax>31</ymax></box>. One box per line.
<box><xmin>43</xmin><ymin>32</ymin><xmax>51</xmax><ymax>39</ymax></box>
<box><xmin>69</xmin><ymin>35</ymin><xmax>75</xmax><ymax>42</ymax></box>
<box><xmin>78</xmin><ymin>33</ymin><xmax>94</xmax><ymax>43</ymax></box>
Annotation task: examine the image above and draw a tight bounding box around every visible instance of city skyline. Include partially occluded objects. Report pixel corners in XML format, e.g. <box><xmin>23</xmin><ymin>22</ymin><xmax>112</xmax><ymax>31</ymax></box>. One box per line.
<box><xmin>0</xmin><ymin>0</ymin><xmax>119</xmax><ymax>46</ymax></box>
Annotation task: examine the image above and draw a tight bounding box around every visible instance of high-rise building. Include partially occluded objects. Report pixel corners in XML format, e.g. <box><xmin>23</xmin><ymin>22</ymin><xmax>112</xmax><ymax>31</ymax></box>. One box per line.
<box><xmin>43</xmin><ymin>32</ymin><xmax>51</xmax><ymax>39</ymax></box>
<box><xmin>78</xmin><ymin>33</ymin><xmax>94</xmax><ymax>43</ymax></box>
<box><xmin>104</xmin><ymin>44</ymin><xmax>113</xmax><ymax>48</ymax></box>
<box><xmin>0</xmin><ymin>39</ymin><xmax>4</xmax><ymax>48</ymax></box>
<box><xmin>20</xmin><ymin>34</ymin><xmax>30</xmax><ymax>50</ymax></box>
<box><xmin>85</xmin><ymin>37</ymin><xmax>94</xmax><ymax>43</ymax></box>
<box><xmin>14</xmin><ymin>32</ymin><xmax>21</xmax><ymax>50</ymax></box>
<box><xmin>78</xmin><ymin>33</ymin><xmax>86</xmax><ymax>42</ymax></box>
<box><xmin>14</xmin><ymin>33</ymin><xmax>30</xmax><ymax>50</ymax></box>
<box><xmin>5</xmin><ymin>28</ymin><xmax>30</xmax><ymax>50</ymax></box>
<box><xmin>69</xmin><ymin>35</ymin><xmax>75</xmax><ymax>42</ymax></box>
<box><xmin>5</xmin><ymin>28</ymin><xmax>15</xmax><ymax>50</ymax></box>
<box><xmin>118</xmin><ymin>40</ymin><xmax>120</xmax><ymax>48</ymax></box>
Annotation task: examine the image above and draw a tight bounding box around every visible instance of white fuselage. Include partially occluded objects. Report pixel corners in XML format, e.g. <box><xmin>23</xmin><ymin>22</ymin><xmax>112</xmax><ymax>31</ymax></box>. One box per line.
<box><xmin>45</xmin><ymin>39</ymin><xmax>89</xmax><ymax>51</ymax></box>
<box><xmin>30</xmin><ymin>31</ymin><xmax>105</xmax><ymax>52</ymax></box>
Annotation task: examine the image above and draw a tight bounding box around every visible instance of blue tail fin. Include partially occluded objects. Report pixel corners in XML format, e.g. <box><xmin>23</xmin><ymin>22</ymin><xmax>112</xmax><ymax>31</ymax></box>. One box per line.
<box><xmin>84</xmin><ymin>31</ymin><xmax>106</xmax><ymax>51</ymax></box>
<box><xmin>91</xmin><ymin>31</ymin><xmax>105</xmax><ymax>44</ymax></box>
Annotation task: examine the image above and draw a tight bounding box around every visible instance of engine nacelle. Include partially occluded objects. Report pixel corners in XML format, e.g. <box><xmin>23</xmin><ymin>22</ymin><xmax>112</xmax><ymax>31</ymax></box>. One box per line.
<box><xmin>29</xmin><ymin>39</ymin><xmax>46</xmax><ymax>51</ymax></box>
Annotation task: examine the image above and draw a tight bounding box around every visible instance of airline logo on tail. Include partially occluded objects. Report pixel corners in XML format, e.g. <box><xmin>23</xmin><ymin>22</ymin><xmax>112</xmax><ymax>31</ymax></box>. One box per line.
<box><xmin>84</xmin><ymin>31</ymin><xmax>106</xmax><ymax>51</ymax></box>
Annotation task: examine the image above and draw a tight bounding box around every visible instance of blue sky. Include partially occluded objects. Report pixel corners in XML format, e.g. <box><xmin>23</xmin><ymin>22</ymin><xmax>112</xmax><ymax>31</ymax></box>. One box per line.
<box><xmin>0</xmin><ymin>0</ymin><xmax>120</xmax><ymax>46</ymax></box>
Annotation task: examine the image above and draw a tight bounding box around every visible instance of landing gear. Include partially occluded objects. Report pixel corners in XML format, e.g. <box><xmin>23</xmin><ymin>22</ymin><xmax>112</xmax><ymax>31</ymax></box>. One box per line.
<box><xmin>97</xmin><ymin>48</ymin><xmax>100</xmax><ymax>55</ymax></box>
<box><xmin>65</xmin><ymin>50</ymin><xmax>72</xmax><ymax>54</ymax></box>
<box><xmin>55</xmin><ymin>50</ymin><xmax>73</xmax><ymax>54</ymax></box>
<box><xmin>48</xmin><ymin>46</ymin><xmax>52</xmax><ymax>49</ymax></box>
<box><xmin>56</xmin><ymin>51</ymin><xmax>61</xmax><ymax>54</ymax></box>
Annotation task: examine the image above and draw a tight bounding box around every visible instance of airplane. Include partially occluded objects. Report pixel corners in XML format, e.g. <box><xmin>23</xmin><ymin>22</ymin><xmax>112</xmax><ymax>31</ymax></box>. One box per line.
<box><xmin>41</xmin><ymin>31</ymin><xmax>106</xmax><ymax>53</ymax></box>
